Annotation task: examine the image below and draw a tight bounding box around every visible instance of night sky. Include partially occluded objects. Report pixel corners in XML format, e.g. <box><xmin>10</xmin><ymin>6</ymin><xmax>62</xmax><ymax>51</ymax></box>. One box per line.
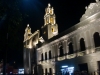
<box><xmin>0</xmin><ymin>0</ymin><xmax>95</xmax><ymax>68</ymax></box>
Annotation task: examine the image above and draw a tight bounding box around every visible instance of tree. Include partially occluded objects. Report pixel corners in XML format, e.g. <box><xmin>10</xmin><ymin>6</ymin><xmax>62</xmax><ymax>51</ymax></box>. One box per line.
<box><xmin>0</xmin><ymin>0</ymin><xmax>28</xmax><ymax>74</ymax></box>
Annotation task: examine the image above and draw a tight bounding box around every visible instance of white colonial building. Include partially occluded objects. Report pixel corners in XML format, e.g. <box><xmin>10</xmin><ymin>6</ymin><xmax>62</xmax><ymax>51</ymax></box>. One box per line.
<box><xmin>23</xmin><ymin>0</ymin><xmax>100</xmax><ymax>75</ymax></box>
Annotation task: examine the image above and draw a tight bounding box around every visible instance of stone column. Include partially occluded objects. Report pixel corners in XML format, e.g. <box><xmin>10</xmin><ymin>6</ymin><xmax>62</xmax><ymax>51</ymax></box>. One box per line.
<box><xmin>23</xmin><ymin>47</ymin><xmax>27</xmax><ymax>74</ymax></box>
<box><xmin>54</xmin><ymin>17</ymin><xmax>55</xmax><ymax>24</ymax></box>
<box><xmin>38</xmin><ymin>51</ymin><xmax>42</xmax><ymax>62</ymax></box>
<box><xmin>62</xmin><ymin>40</ymin><xmax>66</xmax><ymax>54</ymax></box>
<box><xmin>76</xmin><ymin>35</ymin><xmax>80</xmax><ymax>51</ymax></box>
<box><xmin>53</xmin><ymin>68</ymin><xmax>55</xmax><ymax>75</ymax></box>
<box><xmin>64</xmin><ymin>40</ymin><xmax>67</xmax><ymax>54</ymax></box>
<box><xmin>44</xmin><ymin>17</ymin><xmax>46</xmax><ymax>25</ymax></box>
<box><xmin>47</xmin><ymin>51</ymin><xmax>49</xmax><ymax>59</ymax></box>
<box><xmin>43</xmin><ymin>68</ymin><xmax>45</xmax><ymax>75</ymax></box>
<box><xmin>84</xmin><ymin>30</ymin><xmax>91</xmax><ymax>49</ymax></box>
<box><xmin>89</xmin><ymin>30</ymin><xmax>95</xmax><ymax>53</ymax></box>
<box><xmin>47</xmin><ymin>68</ymin><xmax>49</xmax><ymax>74</ymax></box>
<box><xmin>54</xmin><ymin>43</ymin><xmax>58</xmax><ymax>58</ymax></box>
<box><xmin>72</xmin><ymin>36</ymin><xmax>77</xmax><ymax>52</ymax></box>
<box><xmin>53</xmin><ymin>45</ymin><xmax>57</xmax><ymax>57</ymax></box>
<box><xmin>52</xmin><ymin>45</ymin><xmax>55</xmax><ymax>58</ymax></box>
<box><xmin>57</xmin><ymin>43</ymin><xmax>59</xmax><ymax>56</ymax></box>
<box><xmin>29</xmin><ymin>49</ymin><xmax>31</xmax><ymax>74</ymax></box>
<box><xmin>49</xmin><ymin>15</ymin><xmax>50</xmax><ymax>23</ymax></box>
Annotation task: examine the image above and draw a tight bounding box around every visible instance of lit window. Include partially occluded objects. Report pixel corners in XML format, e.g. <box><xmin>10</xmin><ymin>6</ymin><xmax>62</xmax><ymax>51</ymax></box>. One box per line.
<box><xmin>52</xmin><ymin>28</ymin><xmax>54</xmax><ymax>32</ymax></box>
<box><xmin>50</xmin><ymin>18</ymin><xmax>54</xmax><ymax>24</ymax></box>
<box><xmin>50</xmin><ymin>9</ymin><xmax>52</xmax><ymax>14</ymax></box>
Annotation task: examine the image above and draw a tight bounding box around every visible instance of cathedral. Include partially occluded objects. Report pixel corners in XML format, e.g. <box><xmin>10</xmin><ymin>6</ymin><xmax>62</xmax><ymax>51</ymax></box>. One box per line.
<box><xmin>23</xmin><ymin>0</ymin><xmax>100</xmax><ymax>75</ymax></box>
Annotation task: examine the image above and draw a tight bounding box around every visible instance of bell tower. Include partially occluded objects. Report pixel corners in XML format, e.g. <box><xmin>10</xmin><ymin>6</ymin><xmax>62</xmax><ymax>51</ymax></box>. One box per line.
<box><xmin>41</xmin><ymin>3</ymin><xmax>58</xmax><ymax>41</ymax></box>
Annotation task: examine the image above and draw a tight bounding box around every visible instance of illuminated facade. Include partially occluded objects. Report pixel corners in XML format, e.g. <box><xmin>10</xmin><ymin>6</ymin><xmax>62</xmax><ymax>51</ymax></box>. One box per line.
<box><xmin>23</xmin><ymin>1</ymin><xmax>100</xmax><ymax>75</ymax></box>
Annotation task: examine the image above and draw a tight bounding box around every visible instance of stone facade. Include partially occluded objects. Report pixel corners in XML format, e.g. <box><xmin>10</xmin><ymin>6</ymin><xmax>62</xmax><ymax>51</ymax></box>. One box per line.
<box><xmin>23</xmin><ymin>1</ymin><xmax>100</xmax><ymax>75</ymax></box>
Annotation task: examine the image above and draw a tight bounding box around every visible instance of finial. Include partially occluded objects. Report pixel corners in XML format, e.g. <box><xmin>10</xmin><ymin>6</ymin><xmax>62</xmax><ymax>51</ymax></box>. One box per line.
<box><xmin>27</xmin><ymin>24</ymin><xmax>29</xmax><ymax>27</ymax></box>
<box><xmin>96</xmin><ymin>0</ymin><xmax>99</xmax><ymax>2</ymax></box>
<box><xmin>85</xmin><ymin>6</ymin><xmax>87</xmax><ymax>10</ymax></box>
<box><xmin>48</xmin><ymin>3</ymin><xmax>51</xmax><ymax>7</ymax></box>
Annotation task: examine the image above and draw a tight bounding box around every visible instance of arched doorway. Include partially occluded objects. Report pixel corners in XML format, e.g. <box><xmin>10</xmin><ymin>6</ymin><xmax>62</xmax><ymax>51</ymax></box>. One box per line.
<box><xmin>93</xmin><ymin>32</ymin><xmax>100</xmax><ymax>47</ymax></box>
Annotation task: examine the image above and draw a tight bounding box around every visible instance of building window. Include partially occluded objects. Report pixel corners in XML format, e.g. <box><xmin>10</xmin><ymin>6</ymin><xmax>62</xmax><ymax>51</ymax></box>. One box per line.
<box><xmin>41</xmin><ymin>53</ymin><xmax>43</xmax><ymax>61</ymax></box>
<box><xmin>45</xmin><ymin>68</ymin><xmax>47</xmax><ymax>75</ymax></box>
<box><xmin>80</xmin><ymin>38</ymin><xmax>86</xmax><ymax>51</ymax></box>
<box><xmin>78</xmin><ymin>63</ymin><xmax>88</xmax><ymax>72</ymax></box>
<box><xmin>93</xmin><ymin>32</ymin><xmax>100</xmax><ymax>47</ymax></box>
<box><xmin>45</xmin><ymin>52</ymin><xmax>47</xmax><ymax>60</ymax></box>
<box><xmin>59</xmin><ymin>45</ymin><xmax>64</xmax><ymax>57</ymax></box>
<box><xmin>41</xmin><ymin>69</ymin><xmax>43</xmax><ymax>75</ymax></box>
<box><xmin>50</xmin><ymin>18</ymin><xmax>54</xmax><ymax>24</ymax></box>
<box><xmin>68</xmin><ymin>42</ymin><xmax>74</xmax><ymax>54</ymax></box>
<box><xmin>49</xmin><ymin>51</ymin><xmax>52</xmax><ymax>59</ymax></box>
<box><xmin>49</xmin><ymin>68</ymin><xmax>52</xmax><ymax>75</ymax></box>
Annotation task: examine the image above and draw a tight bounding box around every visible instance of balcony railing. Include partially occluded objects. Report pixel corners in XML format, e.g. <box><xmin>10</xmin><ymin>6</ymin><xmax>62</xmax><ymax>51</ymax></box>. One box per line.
<box><xmin>95</xmin><ymin>46</ymin><xmax>100</xmax><ymax>51</ymax></box>
<box><xmin>38</xmin><ymin>58</ymin><xmax>55</xmax><ymax>65</ymax></box>
<box><xmin>66</xmin><ymin>53</ymin><xmax>76</xmax><ymax>59</ymax></box>
<box><xmin>38</xmin><ymin>46</ymin><xmax>100</xmax><ymax>63</ymax></box>
<box><xmin>77</xmin><ymin>51</ymin><xmax>85</xmax><ymax>56</ymax></box>
<box><xmin>57</xmin><ymin>56</ymin><xmax>65</xmax><ymax>61</ymax></box>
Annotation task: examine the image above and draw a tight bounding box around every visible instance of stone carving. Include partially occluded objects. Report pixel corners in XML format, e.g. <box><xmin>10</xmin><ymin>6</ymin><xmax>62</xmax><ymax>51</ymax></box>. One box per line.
<box><xmin>24</xmin><ymin>24</ymin><xmax>32</xmax><ymax>42</ymax></box>
<box><xmin>80</xmin><ymin>0</ymin><xmax>100</xmax><ymax>21</ymax></box>
<box><xmin>96</xmin><ymin>0</ymin><xmax>99</xmax><ymax>2</ymax></box>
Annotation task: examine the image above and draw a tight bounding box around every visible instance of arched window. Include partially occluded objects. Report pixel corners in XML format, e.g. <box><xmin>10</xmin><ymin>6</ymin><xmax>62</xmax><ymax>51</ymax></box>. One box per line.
<box><xmin>80</xmin><ymin>38</ymin><xmax>86</xmax><ymax>51</ymax></box>
<box><xmin>41</xmin><ymin>53</ymin><xmax>43</xmax><ymax>61</ymax></box>
<box><xmin>93</xmin><ymin>32</ymin><xmax>100</xmax><ymax>47</ymax></box>
<box><xmin>59</xmin><ymin>45</ymin><xmax>64</xmax><ymax>57</ymax></box>
<box><xmin>68</xmin><ymin>42</ymin><xmax>74</xmax><ymax>54</ymax></box>
<box><xmin>49</xmin><ymin>51</ymin><xmax>51</xmax><ymax>59</ymax></box>
<box><xmin>45</xmin><ymin>52</ymin><xmax>47</xmax><ymax>60</ymax></box>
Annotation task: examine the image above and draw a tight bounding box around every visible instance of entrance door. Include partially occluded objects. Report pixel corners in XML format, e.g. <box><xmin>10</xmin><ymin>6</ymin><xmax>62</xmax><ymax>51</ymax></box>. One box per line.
<box><xmin>98</xmin><ymin>61</ymin><xmax>100</xmax><ymax>75</ymax></box>
<box><xmin>78</xmin><ymin>63</ymin><xmax>88</xmax><ymax>72</ymax></box>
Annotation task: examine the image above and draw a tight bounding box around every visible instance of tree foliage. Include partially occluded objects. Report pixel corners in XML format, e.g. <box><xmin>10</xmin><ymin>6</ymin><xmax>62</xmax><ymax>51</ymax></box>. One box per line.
<box><xmin>0</xmin><ymin>0</ymin><xmax>28</xmax><ymax>58</ymax></box>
